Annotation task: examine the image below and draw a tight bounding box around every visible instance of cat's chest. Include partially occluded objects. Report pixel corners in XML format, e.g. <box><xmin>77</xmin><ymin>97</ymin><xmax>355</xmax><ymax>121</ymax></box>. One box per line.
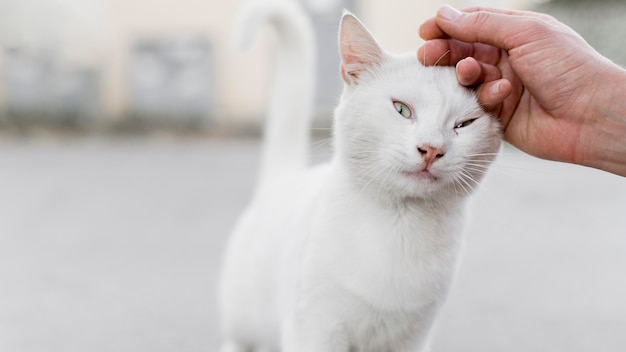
<box><xmin>308</xmin><ymin>196</ymin><xmax>464</xmax><ymax>311</ymax></box>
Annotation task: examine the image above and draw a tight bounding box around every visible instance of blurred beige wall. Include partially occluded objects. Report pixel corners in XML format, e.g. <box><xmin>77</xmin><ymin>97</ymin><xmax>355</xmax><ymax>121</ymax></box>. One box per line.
<box><xmin>101</xmin><ymin>0</ymin><xmax>270</xmax><ymax>123</ymax></box>
<box><xmin>0</xmin><ymin>0</ymin><xmax>272</xmax><ymax>125</ymax></box>
<box><xmin>0</xmin><ymin>0</ymin><xmax>534</xmax><ymax>127</ymax></box>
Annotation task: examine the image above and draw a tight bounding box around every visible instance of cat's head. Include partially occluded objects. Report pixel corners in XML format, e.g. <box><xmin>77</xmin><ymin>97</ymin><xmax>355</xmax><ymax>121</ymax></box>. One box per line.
<box><xmin>334</xmin><ymin>13</ymin><xmax>502</xmax><ymax>202</ymax></box>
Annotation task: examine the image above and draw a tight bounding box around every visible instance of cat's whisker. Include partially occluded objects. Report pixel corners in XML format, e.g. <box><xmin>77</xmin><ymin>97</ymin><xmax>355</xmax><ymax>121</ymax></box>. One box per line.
<box><xmin>367</xmin><ymin>165</ymin><xmax>394</xmax><ymax>196</ymax></box>
<box><xmin>311</xmin><ymin>136</ymin><xmax>332</xmax><ymax>144</ymax></box>
<box><xmin>450</xmin><ymin>173</ymin><xmax>466</xmax><ymax>198</ymax></box>
<box><xmin>433</xmin><ymin>49</ymin><xmax>451</xmax><ymax>67</ymax></box>
<box><xmin>465</xmin><ymin>157</ymin><xmax>498</xmax><ymax>161</ymax></box>
<box><xmin>464</xmin><ymin>170</ymin><xmax>482</xmax><ymax>186</ymax></box>
<box><xmin>464</xmin><ymin>162</ymin><xmax>490</xmax><ymax>170</ymax></box>
<box><xmin>452</xmin><ymin>166</ymin><xmax>484</xmax><ymax>196</ymax></box>
<box><xmin>453</xmin><ymin>173</ymin><xmax>472</xmax><ymax>196</ymax></box>
<box><xmin>465</xmin><ymin>152</ymin><xmax>501</xmax><ymax>156</ymax></box>
<box><xmin>458</xmin><ymin>172</ymin><xmax>478</xmax><ymax>195</ymax></box>
<box><xmin>355</xmin><ymin>163</ymin><xmax>388</xmax><ymax>196</ymax></box>
<box><xmin>464</xmin><ymin>160</ymin><xmax>501</xmax><ymax>171</ymax></box>
<box><xmin>461</xmin><ymin>171</ymin><xmax>495</xmax><ymax>208</ymax></box>
<box><xmin>463</xmin><ymin>167</ymin><xmax>504</xmax><ymax>206</ymax></box>
<box><xmin>463</xmin><ymin>163</ymin><xmax>494</xmax><ymax>169</ymax></box>
<box><xmin>463</xmin><ymin>164</ymin><xmax>490</xmax><ymax>175</ymax></box>
<box><xmin>463</xmin><ymin>168</ymin><xmax>488</xmax><ymax>175</ymax></box>
<box><xmin>464</xmin><ymin>159</ymin><xmax>492</xmax><ymax>166</ymax></box>
<box><xmin>464</xmin><ymin>160</ymin><xmax>497</xmax><ymax>167</ymax></box>
<box><xmin>356</xmin><ymin>166</ymin><xmax>380</xmax><ymax>187</ymax></box>
<box><xmin>311</xmin><ymin>138</ymin><xmax>333</xmax><ymax>150</ymax></box>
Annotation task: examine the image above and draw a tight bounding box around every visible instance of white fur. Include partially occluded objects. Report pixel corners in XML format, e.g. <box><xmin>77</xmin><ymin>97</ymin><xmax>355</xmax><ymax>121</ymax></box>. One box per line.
<box><xmin>219</xmin><ymin>3</ymin><xmax>501</xmax><ymax>352</ymax></box>
<box><xmin>234</xmin><ymin>0</ymin><xmax>316</xmax><ymax>186</ymax></box>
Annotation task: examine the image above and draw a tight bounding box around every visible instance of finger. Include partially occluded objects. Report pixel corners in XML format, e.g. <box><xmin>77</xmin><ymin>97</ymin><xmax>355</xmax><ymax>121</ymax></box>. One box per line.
<box><xmin>460</xmin><ymin>6</ymin><xmax>538</xmax><ymax>17</ymax></box>
<box><xmin>455</xmin><ymin>58</ymin><xmax>510</xmax><ymax>108</ymax></box>
<box><xmin>467</xmin><ymin>42</ymin><xmax>502</xmax><ymax>65</ymax></box>
<box><xmin>493</xmin><ymin>52</ymin><xmax>524</xmax><ymax>132</ymax></box>
<box><xmin>419</xmin><ymin>7</ymin><xmax>546</xmax><ymax>40</ymax></box>
<box><xmin>417</xmin><ymin>39</ymin><xmax>460</xmax><ymax>66</ymax></box>
<box><xmin>419</xmin><ymin>17</ymin><xmax>448</xmax><ymax>40</ymax></box>
<box><xmin>419</xmin><ymin>7</ymin><xmax>545</xmax><ymax>40</ymax></box>
<box><xmin>461</xmin><ymin>6</ymin><xmax>561</xmax><ymax>25</ymax></box>
<box><xmin>418</xmin><ymin>39</ymin><xmax>501</xmax><ymax>67</ymax></box>
<box><xmin>475</xmin><ymin>79</ymin><xmax>512</xmax><ymax>108</ymax></box>
<box><xmin>456</xmin><ymin>57</ymin><xmax>502</xmax><ymax>86</ymax></box>
<box><xmin>435</xmin><ymin>5</ymin><xmax>544</xmax><ymax>51</ymax></box>
<box><xmin>456</xmin><ymin>57</ymin><xmax>482</xmax><ymax>86</ymax></box>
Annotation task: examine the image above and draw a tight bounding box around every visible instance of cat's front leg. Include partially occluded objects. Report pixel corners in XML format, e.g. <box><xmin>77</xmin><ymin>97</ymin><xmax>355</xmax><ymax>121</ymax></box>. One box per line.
<box><xmin>281</xmin><ymin>332</ymin><xmax>350</xmax><ymax>352</ymax></box>
<box><xmin>280</xmin><ymin>314</ymin><xmax>351</xmax><ymax>352</ymax></box>
<box><xmin>218</xmin><ymin>341</ymin><xmax>247</xmax><ymax>352</ymax></box>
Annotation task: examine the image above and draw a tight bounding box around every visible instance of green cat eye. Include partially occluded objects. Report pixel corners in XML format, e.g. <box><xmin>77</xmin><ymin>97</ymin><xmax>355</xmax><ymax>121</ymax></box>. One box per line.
<box><xmin>393</xmin><ymin>101</ymin><xmax>412</xmax><ymax>119</ymax></box>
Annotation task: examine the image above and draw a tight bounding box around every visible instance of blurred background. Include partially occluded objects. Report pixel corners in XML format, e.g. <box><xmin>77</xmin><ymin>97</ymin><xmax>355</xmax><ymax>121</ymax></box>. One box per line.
<box><xmin>0</xmin><ymin>0</ymin><xmax>625</xmax><ymax>351</ymax></box>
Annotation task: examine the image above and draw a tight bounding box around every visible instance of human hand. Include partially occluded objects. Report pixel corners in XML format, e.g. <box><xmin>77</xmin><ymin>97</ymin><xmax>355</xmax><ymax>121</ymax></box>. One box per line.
<box><xmin>417</xmin><ymin>5</ymin><xmax>626</xmax><ymax>176</ymax></box>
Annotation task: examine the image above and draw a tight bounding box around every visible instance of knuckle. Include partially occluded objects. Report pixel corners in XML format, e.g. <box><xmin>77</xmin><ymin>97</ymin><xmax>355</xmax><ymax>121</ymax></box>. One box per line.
<box><xmin>515</xmin><ymin>17</ymin><xmax>553</xmax><ymax>44</ymax></box>
<box><xmin>467</xmin><ymin>10</ymin><xmax>492</xmax><ymax>29</ymax></box>
<box><xmin>525</xmin><ymin>17</ymin><xmax>550</xmax><ymax>33</ymax></box>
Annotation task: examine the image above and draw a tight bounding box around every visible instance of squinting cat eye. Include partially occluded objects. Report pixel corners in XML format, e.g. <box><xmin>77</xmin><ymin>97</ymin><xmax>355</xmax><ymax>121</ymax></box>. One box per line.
<box><xmin>393</xmin><ymin>101</ymin><xmax>412</xmax><ymax>119</ymax></box>
<box><xmin>454</xmin><ymin>118</ymin><xmax>478</xmax><ymax>129</ymax></box>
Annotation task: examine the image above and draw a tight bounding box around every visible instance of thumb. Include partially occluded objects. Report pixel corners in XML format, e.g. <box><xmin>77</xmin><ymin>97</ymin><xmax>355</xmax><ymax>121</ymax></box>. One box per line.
<box><xmin>436</xmin><ymin>5</ymin><xmax>536</xmax><ymax>51</ymax></box>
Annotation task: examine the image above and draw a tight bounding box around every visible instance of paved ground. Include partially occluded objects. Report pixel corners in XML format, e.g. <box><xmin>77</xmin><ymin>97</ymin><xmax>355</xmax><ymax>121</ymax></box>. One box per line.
<box><xmin>0</xmin><ymin>136</ymin><xmax>625</xmax><ymax>352</ymax></box>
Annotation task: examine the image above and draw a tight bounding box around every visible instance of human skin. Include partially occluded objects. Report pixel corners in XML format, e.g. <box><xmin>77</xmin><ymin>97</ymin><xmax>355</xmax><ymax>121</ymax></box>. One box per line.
<box><xmin>418</xmin><ymin>5</ymin><xmax>626</xmax><ymax>177</ymax></box>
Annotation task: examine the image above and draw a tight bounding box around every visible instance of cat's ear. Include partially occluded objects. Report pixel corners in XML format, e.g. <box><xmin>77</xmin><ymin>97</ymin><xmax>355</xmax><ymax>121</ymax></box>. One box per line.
<box><xmin>339</xmin><ymin>12</ymin><xmax>384</xmax><ymax>85</ymax></box>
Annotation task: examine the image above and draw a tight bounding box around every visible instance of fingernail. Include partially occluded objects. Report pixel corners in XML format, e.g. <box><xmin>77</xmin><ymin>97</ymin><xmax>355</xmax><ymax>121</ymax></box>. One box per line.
<box><xmin>439</xmin><ymin>4</ymin><xmax>462</xmax><ymax>21</ymax></box>
<box><xmin>490</xmin><ymin>81</ymin><xmax>501</xmax><ymax>95</ymax></box>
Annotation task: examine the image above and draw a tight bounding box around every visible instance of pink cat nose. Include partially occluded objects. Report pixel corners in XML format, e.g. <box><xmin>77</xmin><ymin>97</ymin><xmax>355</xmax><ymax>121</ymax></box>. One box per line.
<box><xmin>417</xmin><ymin>145</ymin><xmax>445</xmax><ymax>164</ymax></box>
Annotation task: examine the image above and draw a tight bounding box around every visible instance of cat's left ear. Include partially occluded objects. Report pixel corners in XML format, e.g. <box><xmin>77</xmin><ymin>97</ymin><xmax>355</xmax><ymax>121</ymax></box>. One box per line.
<box><xmin>339</xmin><ymin>11</ymin><xmax>384</xmax><ymax>85</ymax></box>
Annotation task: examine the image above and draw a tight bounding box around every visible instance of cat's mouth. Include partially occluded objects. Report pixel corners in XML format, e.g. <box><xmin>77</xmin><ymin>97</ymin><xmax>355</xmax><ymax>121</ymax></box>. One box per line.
<box><xmin>402</xmin><ymin>169</ymin><xmax>439</xmax><ymax>182</ymax></box>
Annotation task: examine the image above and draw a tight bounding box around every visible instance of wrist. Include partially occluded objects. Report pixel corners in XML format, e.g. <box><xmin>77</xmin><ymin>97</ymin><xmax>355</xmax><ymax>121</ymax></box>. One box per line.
<box><xmin>578</xmin><ymin>61</ymin><xmax>626</xmax><ymax>177</ymax></box>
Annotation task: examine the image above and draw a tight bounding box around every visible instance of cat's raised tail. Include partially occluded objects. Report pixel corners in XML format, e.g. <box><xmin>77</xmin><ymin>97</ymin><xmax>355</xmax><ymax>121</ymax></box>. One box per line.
<box><xmin>235</xmin><ymin>0</ymin><xmax>316</xmax><ymax>186</ymax></box>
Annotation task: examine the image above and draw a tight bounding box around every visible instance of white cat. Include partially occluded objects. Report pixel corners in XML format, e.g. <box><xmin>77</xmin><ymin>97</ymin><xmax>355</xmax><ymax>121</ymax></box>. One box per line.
<box><xmin>219</xmin><ymin>1</ymin><xmax>502</xmax><ymax>351</ymax></box>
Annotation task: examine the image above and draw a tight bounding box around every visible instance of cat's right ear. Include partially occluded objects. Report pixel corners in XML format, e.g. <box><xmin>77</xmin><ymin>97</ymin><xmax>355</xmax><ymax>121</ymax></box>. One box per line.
<box><xmin>339</xmin><ymin>11</ymin><xmax>384</xmax><ymax>85</ymax></box>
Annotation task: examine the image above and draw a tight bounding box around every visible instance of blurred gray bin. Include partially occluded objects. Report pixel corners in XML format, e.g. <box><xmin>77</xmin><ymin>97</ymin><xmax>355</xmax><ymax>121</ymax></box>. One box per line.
<box><xmin>2</xmin><ymin>48</ymin><xmax>100</xmax><ymax>125</ymax></box>
<box><xmin>128</xmin><ymin>36</ymin><xmax>216</xmax><ymax>126</ymax></box>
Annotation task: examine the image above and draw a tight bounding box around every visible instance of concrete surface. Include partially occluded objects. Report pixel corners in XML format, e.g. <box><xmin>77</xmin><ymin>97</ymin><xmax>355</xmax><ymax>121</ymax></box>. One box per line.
<box><xmin>0</xmin><ymin>137</ymin><xmax>625</xmax><ymax>352</ymax></box>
